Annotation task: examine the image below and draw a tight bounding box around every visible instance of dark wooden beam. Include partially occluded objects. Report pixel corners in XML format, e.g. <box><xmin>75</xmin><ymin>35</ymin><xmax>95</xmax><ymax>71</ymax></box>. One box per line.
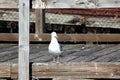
<box><xmin>0</xmin><ymin>34</ymin><xmax>119</xmax><ymax>42</ymax></box>
<box><xmin>35</xmin><ymin>9</ymin><xmax>43</xmax><ymax>34</ymax></box>
<box><xmin>45</xmin><ymin>8</ymin><xmax>120</xmax><ymax>17</ymax></box>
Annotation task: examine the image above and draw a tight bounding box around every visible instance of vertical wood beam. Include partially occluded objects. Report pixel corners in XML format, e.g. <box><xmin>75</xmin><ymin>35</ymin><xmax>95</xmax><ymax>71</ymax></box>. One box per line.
<box><xmin>35</xmin><ymin>9</ymin><xmax>44</xmax><ymax>34</ymax></box>
<box><xmin>34</xmin><ymin>9</ymin><xmax>44</xmax><ymax>41</ymax></box>
<box><xmin>18</xmin><ymin>0</ymin><xmax>29</xmax><ymax>80</ymax></box>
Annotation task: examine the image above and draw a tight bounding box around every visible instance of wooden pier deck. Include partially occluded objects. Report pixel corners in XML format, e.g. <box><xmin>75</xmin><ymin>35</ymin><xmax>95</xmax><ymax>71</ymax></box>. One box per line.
<box><xmin>0</xmin><ymin>43</ymin><xmax>120</xmax><ymax>79</ymax></box>
<box><xmin>0</xmin><ymin>43</ymin><xmax>119</xmax><ymax>63</ymax></box>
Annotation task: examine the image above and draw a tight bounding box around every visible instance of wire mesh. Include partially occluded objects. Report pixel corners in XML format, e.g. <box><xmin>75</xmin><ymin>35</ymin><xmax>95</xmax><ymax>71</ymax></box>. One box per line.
<box><xmin>44</xmin><ymin>9</ymin><xmax>120</xmax><ymax>34</ymax></box>
<box><xmin>0</xmin><ymin>9</ymin><xmax>35</xmax><ymax>33</ymax></box>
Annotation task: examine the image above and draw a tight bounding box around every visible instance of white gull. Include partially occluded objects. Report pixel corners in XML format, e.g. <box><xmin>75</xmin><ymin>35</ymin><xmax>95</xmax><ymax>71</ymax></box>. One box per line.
<box><xmin>48</xmin><ymin>32</ymin><xmax>63</xmax><ymax>63</ymax></box>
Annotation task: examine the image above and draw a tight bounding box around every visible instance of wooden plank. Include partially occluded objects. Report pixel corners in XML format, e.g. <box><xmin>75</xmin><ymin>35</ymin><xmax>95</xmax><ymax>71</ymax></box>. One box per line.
<box><xmin>93</xmin><ymin>49</ymin><xmax>120</xmax><ymax>62</ymax></box>
<box><xmin>34</xmin><ymin>9</ymin><xmax>44</xmax><ymax>41</ymax></box>
<box><xmin>45</xmin><ymin>8</ymin><xmax>120</xmax><ymax>17</ymax></box>
<box><xmin>0</xmin><ymin>62</ymin><xmax>119</xmax><ymax>79</ymax></box>
<box><xmin>0</xmin><ymin>34</ymin><xmax>119</xmax><ymax>42</ymax></box>
<box><xmin>11</xmin><ymin>64</ymin><xmax>18</xmax><ymax>79</ymax></box>
<box><xmin>0</xmin><ymin>34</ymin><xmax>18</xmax><ymax>41</ymax></box>
<box><xmin>0</xmin><ymin>63</ymin><xmax>10</xmax><ymax>78</ymax></box>
<box><xmin>32</xmin><ymin>62</ymin><xmax>120</xmax><ymax>79</ymax></box>
<box><xmin>0</xmin><ymin>48</ymin><xmax>18</xmax><ymax>62</ymax></box>
<box><xmin>0</xmin><ymin>0</ymin><xmax>18</xmax><ymax>8</ymax></box>
<box><xmin>86</xmin><ymin>44</ymin><xmax>120</xmax><ymax>62</ymax></box>
<box><xmin>18</xmin><ymin>0</ymin><xmax>30</xmax><ymax>80</ymax></box>
<box><xmin>53</xmin><ymin>78</ymin><xmax>94</xmax><ymax>80</ymax></box>
<box><xmin>0</xmin><ymin>33</ymin><xmax>115</xmax><ymax>42</ymax></box>
<box><xmin>0</xmin><ymin>44</ymin><xmax>17</xmax><ymax>52</ymax></box>
<box><xmin>29</xmin><ymin>33</ymin><xmax>120</xmax><ymax>42</ymax></box>
<box><xmin>0</xmin><ymin>44</ymin><xmax>119</xmax><ymax>63</ymax></box>
<box><xmin>35</xmin><ymin>9</ymin><xmax>43</xmax><ymax>34</ymax></box>
<box><xmin>69</xmin><ymin>45</ymin><xmax>115</xmax><ymax>62</ymax></box>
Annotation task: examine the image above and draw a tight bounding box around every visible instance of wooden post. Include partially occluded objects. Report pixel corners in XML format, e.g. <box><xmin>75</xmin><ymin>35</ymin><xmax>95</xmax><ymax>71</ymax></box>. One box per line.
<box><xmin>35</xmin><ymin>9</ymin><xmax>43</xmax><ymax>34</ymax></box>
<box><xmin>18</xmin><ymin>0</ymin><xmax>30</xmax><ymax>80</ymax></box>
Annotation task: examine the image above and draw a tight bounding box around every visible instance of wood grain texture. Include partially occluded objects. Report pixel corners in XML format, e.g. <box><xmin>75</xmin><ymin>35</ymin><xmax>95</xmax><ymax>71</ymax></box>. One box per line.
<box><xmin>18</xmin><ymin>0</ymin><xmax>30</xmax><ymax>80</ymax></box>
<box><xmin>45</xmin><ymin>8</ymin><xmax>120</xmax><ymax>17</ymax></box>
<box><xmin>0</xmin><ymin>0</ymin><xmax>18</xmax><ymax>8</ymax></box>
<box><xmin>0</xmin><ymin>43</ymin><xmax>120</xmax><ymax>80</ymax></box>
<box><xmin>0</xmin><ymin>63</ymin><xmax>10</xmax><ymax>78</ymax></box>
<box><xmin>0</xmin><ymin>44</ymin><xmax>119</xmax><ymax>79</ymax></box>
<box><xmin>0</xmin><ymin>34</ymin><xmax>119</xmax><ymax>42</ymax></box>
<box><xmin>0</xmin><ymin>44</ymin><xmax>119</xmax><ymax>63</ymax></box>
<box><xmin>9</xmin><ymin>62</ymin><xmax>120</xmax><ymax>79</ymax></box>
<box><xmin>1</xmin><ymin>62</ymin><xmax>120</xmax><ymax>79</ymax></box>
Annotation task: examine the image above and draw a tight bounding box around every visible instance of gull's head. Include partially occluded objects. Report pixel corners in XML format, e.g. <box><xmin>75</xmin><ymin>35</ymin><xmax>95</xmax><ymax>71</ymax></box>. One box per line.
<box><xmin>51</xmin><ymin>32</ymin><xmax>58</xmax><ymax>38</ymax></box>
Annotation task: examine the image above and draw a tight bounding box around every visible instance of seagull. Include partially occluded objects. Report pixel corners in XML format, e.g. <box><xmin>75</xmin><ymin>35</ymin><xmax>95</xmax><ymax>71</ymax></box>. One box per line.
<box><xmin>48</xmin><ymin>32</ymin><xmax>63</xmax><ymax>63</ymax></box>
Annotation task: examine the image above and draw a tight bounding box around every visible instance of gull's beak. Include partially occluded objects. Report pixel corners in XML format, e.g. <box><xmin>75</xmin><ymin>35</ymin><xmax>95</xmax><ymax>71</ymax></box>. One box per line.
<box><xmin>55</xmin><ymin>35</ymin><xmax>58</xmax><ymax>38</ymax></box>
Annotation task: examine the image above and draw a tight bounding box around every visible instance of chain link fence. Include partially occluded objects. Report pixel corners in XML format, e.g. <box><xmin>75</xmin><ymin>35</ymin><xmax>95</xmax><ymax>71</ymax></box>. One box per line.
<box><xmin>0</xmin><ymin>9</ymin><xmax>35</xmax><ymax>33</ymax></box>
<box><xmin>44</xmin><ymin>9</ymin><xmax>120</xmax><ymax>34</ymax></box>
<box><xmin>0</xmin><ymin>8</ymin><xmax>120</xmax><ymax>34</ymax></box>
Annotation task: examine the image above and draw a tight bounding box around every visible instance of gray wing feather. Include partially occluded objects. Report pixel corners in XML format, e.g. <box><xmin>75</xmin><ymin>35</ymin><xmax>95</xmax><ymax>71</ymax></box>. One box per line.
<box><xmin>59</xmin><ymin>43</ymin><xmax>63</xmax><ymax>52</ymax></box>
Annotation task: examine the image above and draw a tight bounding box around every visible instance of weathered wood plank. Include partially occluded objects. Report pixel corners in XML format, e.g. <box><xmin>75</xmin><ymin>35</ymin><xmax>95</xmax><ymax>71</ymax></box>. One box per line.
<box><xmin>31</xmin><ymin>62</ymin><xmax>120</xmax><ymax>79</ymax></box>
<box><xmin>0</xmin><ymin>44</ymin><xmax>119</xmax><ymax>63</ymax></box>
<box><xmin>0</xmin><ymin>34</ymin><xmax>119</xmax><ymax>42</ymax></box>
<box><xmin>0</xmin><ymin>0</ymin><xmax>18</xmax><ymax>8</ymax></box>
<box><xmin>45</xmin><ymin>8</ymin><xmax>120</xmax><ymax>17</ymax></box>
<box><xmin>93</xmin><ymin>49</ymin><xmax>120</xmax><ymax>62</ymax></box>
<box><xmin>0</xmin><ymin>62</ymin><xmax>120</xmax><ymax>79</ymax></box>
<box><xmin>87</xmin><ymin>44</ymin><xmax>120</xmax><ymax>62</ymax></box>
<box><xmin>8</xmin><ymin>62</ymin><xmax>120</xmax><ymax>79</ymax></box>
<box><xmin>18</xmin><ymin>0</ymin><xmax>30</xmax><ymax>80</ymax></box>
<box><xmin>0</xmin><ymin>44</ymin><xmax>17</xmax><ymax>53</ymax></box>
<box><xmin>60</xmin><ymin>45</ymin><xmax>106</xmax><ymax>62</ymax></box>
<box><xmin>0</xmin><ymin>63</ymin><xmax>10</xmax><ymax>78</ymax></box>
<box><xmin>53</xmin><ymin>78</ymin><xmax>94</xmax><ymax>80</ymax></box>
<box><xmin>11</xmin><ymin>64</ymin><xmax>18</xmax><ymax>79</ymax></box>
<box><xmin>69</xmin><ymin>44</ymin><xmax>117</xmax><ymax>62</ymax></box>
<box><xmin>57</xmin><ymin>34</ymin><xmax>120</xmax><ymax>42</ymax></box>
<box><xmin>35</xmin><ymin>9</ymin><xmax>43</xmax><ymax>34</ymax></box>
<box><xmin>70</xmin><ymin>45</ymin><xmax>104</xmax><ymax>56</ymax></box>
<box><xmin>0</xmin><ymin>51</ymin><xmax>18</xmax><ymax>62</ymax></box>
<box><xmin>29</xmin><ymin>44</ymin><xmax>52</xmax><ymax>62</ymax></box>
<box><xmin>0</xmin><ymin>44</ymin><xmax>16</xmax><ymax>49</ymax></box>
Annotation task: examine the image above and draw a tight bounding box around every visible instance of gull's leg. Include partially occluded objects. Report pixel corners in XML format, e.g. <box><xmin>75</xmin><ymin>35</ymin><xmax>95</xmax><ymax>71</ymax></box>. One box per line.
<box><xmin>56</xmin><ymin>55</ymin><xmax>60</xmax><ymax>63</ymax></box>
<box><xmin>53</xmin><ymin>56</ymin><xmax>56</xmax><ymax>63</ymax></box>
<box><xmin>52</xmin><ymin>55</ymin><xmax>60</xmax><ymax>63</ymax></box>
